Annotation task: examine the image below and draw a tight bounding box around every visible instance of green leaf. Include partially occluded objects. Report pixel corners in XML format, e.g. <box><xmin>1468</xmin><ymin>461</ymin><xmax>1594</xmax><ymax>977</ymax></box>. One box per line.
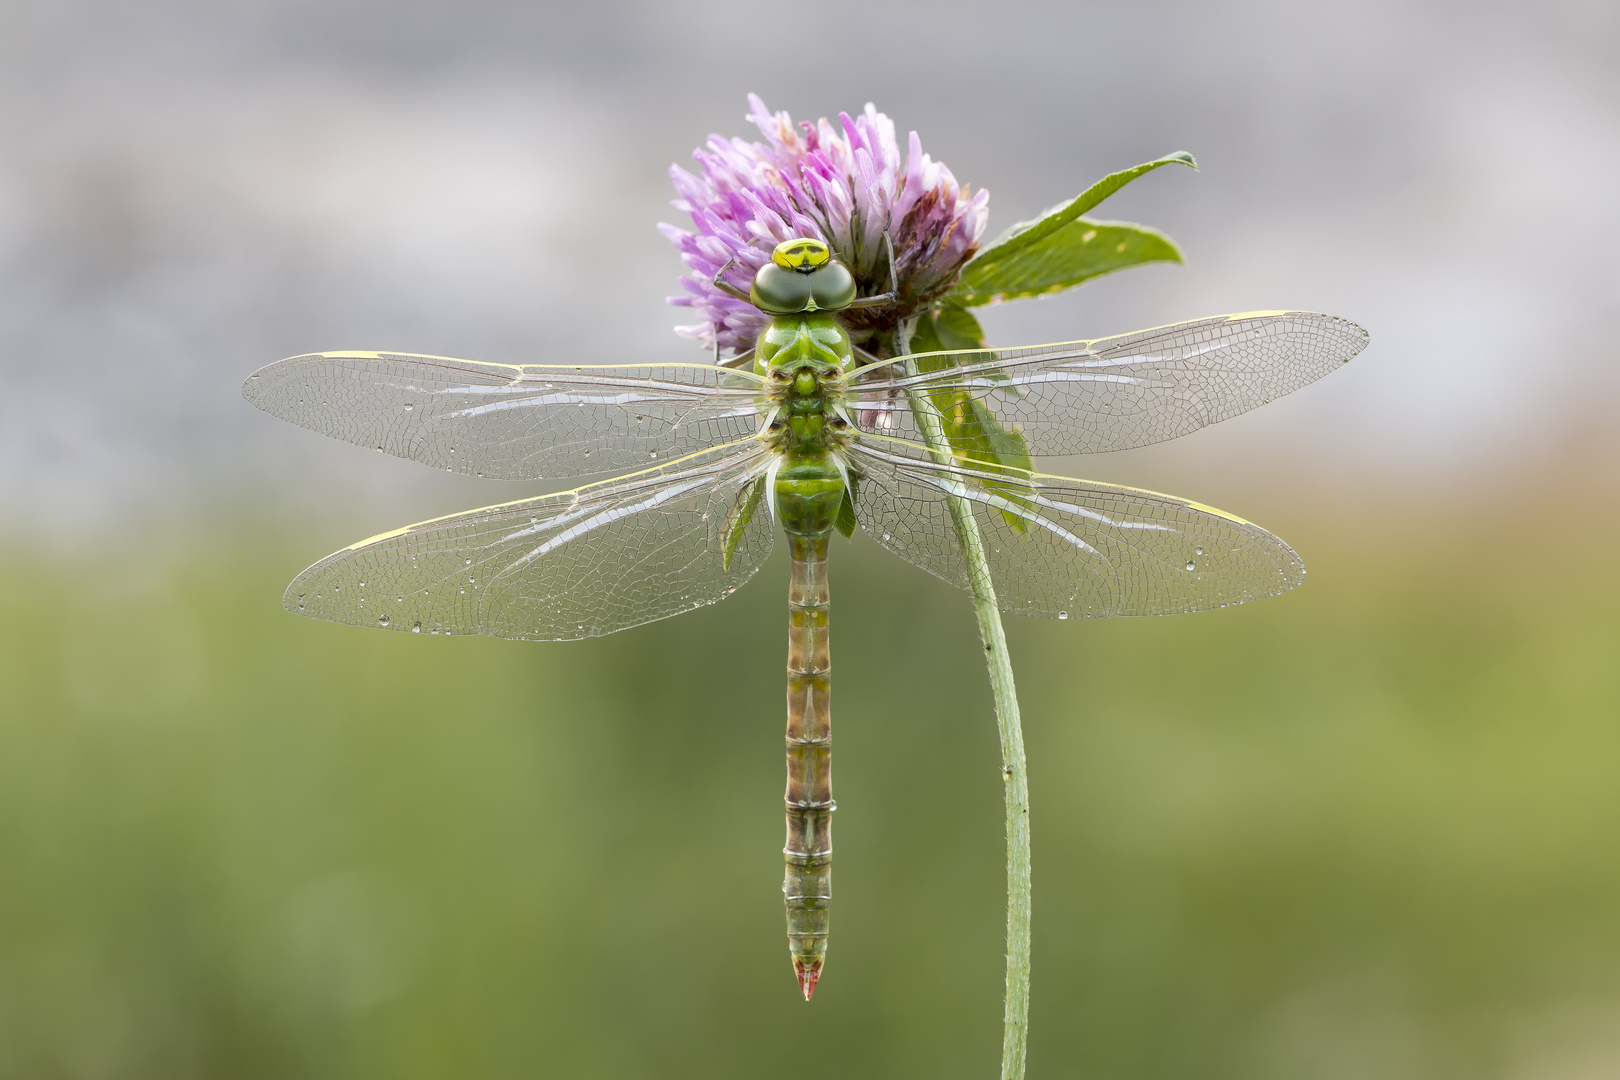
<box><xmin>952</xmin><ymin>219</ymin><xmax>1184</xmax><ymax>306</ymax></box>
<box><xmin>951</xmin><ymin>151</ymin><xmax>1196</xmax><ymax>306</ymax></box>
<box><xmin>912</xmin><ymin>303</ymin><xmax>987</xmax><ymax>352</ymax></box>
<box><xmin>721</xmin><ymin>477</ymin><xmax>765</xmax><ymax>572</ymax></box>
<box><xmin>834</xmin><ymin>474</ymin><xmax>858</xmax><ymax>539</ymax></box>
<box><xmin>912</xmin><ymin>352</ymin><xmax>1035</xmax><ymax>533</ymax></box>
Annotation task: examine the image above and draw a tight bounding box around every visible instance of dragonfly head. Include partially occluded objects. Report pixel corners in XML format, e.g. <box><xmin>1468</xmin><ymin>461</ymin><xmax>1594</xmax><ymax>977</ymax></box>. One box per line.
<box><xmin>751</xmin><ymin>238</ymin><xmax>858</xmax><ymax>315</ymax></box>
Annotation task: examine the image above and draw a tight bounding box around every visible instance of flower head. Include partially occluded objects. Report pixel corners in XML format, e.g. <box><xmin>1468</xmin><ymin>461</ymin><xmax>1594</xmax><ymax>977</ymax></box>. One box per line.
<box><xmin>660</xmin><ymin>95</ymin><xmax>990</xmax><ymax>355</ymax></box>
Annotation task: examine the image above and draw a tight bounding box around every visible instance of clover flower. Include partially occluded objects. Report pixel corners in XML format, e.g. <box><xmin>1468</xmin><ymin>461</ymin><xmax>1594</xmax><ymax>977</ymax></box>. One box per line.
<box><xmin>660</xmin><ymin>94</ymin><xmax>990</xmax><ymax>355</ymax></box>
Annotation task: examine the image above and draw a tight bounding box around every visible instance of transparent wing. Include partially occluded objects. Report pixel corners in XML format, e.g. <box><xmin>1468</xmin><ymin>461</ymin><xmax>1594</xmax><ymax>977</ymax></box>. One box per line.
<box><xmin>243</xmin><ymin>351</ymin><xmax>768</xmax><ymax>480</ymax></box>
<box><xmin>846</xmin><ymin>311</ymin><xmax>1367</xmax><ymax>455</ymax></box>
<box><xmin>847</xmin><ymin>436</ymin><xmax>1304</xmax><ymax>618</ymax></box>
<box><xmin>286</xmin><ymin>440</ymin><xmax>775</xmax><ymax>640</ymax></box>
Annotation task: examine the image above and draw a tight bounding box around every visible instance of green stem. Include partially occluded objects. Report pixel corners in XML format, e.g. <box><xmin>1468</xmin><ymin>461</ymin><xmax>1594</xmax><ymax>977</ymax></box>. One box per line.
<box><xmin>898</xmin><ymin>318</ymin><xmax>1031</xmax><ymax>1080</ymax></box>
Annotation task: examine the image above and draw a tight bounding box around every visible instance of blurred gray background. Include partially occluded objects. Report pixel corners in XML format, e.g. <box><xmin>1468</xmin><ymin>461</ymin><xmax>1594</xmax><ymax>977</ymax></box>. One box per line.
<box><xmin>3</xmin><ymin>0</ymin><xmax>1616</xmax><ymax>534</ymax></box>
<box><xmin>2</xmin><ymin>2</ymin><xmax>1618</xmax><ymax>1079</ymax></box>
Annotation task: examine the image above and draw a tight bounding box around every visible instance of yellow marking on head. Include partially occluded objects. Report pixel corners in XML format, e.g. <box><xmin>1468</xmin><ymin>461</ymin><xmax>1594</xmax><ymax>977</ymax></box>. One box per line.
<box><xmin>772</xmin><ymin>238</ymin><xmax>831</xmax><ymax>272</ymax></box>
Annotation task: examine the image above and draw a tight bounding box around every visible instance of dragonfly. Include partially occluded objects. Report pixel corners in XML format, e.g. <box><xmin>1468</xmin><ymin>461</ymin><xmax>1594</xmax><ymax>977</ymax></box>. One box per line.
<box><xmin>243</xmin><ymin>236</ymin><xmax>1368</xmax><ymax>1000</ymax></box>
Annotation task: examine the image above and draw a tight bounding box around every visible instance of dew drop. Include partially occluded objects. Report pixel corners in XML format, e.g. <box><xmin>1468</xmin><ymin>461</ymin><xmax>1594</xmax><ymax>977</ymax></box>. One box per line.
<box><xmin>649</xmin><ymin>451</ymin><xmax>657</xmax><ymax>459</ymax></box>
<box><xmin>411</xmin><ymin>622</ymin><xmax>422</xmax><ymax>633</ymax></box>
<box><xmin>403</xmin><ymin>403</ymin><xmax>414</xmax><ymax>411</ymax></box>
<box><xmin>1058</xmin><ymin>611</ymin><xmax>1069</xmax><ymax>620</ymax></box>
<box><xmin>448</xmin><ymin>447</ymin><xmax>456</xmax><ymax>454</ymax></box>
<box><xmin>465</xmin><ymin>558</ymin><xmax>472</xmax><ymax>565</ymax></box>
<box><xmin>1185</xmin><ymin>561</ymin><xmax>1196</xmax><ymax>571</ymax></box>
<box><xmin>882</xmin><ymin>533</ymin><xmax>891</xmax><ymax>541</ymax></box>
<box><xmin>378</xmin><ymin>614</ymin><xmax>391</xmax><ymax>626</ymax></box>
<box><xmin>1195</xmin><ymin>546</ymin><xmax>1205</xmax><ymax>556</ymax></box>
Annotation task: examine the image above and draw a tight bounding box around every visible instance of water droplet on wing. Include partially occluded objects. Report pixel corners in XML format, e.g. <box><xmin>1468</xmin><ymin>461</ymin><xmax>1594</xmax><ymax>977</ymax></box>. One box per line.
<box><xmin>411</xmin><ymin>622</ymin><xmax>422</xmax><ymax>633</ymax></box>
<box><xmin>1057</xmin><ymin>611</ymin><xmax>1069</xmax><ymax>620</ymax></box>
<box><xmin>378</xmin><ymin>614</ymin><xmax>390</xmax><ymax>626</ymax></box>
<box><xmin>1185</xmin><ymin>561</ymin><xmax>1196</xmax><ymax>571</ymax></box>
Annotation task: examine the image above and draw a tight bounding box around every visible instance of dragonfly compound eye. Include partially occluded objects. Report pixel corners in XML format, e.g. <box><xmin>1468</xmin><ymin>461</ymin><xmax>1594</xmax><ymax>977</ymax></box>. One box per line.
<box><xmin>752</xmin><ymin>257</ymin><xmax>857</xmax><ymax>315</ymax></box>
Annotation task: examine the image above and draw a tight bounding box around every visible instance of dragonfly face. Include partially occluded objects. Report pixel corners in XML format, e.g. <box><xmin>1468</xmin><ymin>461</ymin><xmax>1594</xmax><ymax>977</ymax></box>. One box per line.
<box><xmin>243</xmin><ymin>227</ymin><xmax>1367</xmax><ymax>998</ymax></box>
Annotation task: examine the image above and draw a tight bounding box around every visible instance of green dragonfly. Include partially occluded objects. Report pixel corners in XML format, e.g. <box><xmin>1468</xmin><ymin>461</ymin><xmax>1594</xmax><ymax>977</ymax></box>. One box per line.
<box><xmin>243</xmin><ymin>236</ymin><xmax>1367</xmax><ymax>999</ymax></box>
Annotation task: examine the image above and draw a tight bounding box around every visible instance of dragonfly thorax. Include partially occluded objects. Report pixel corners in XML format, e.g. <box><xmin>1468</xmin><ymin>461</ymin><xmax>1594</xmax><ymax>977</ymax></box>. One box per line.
<box><xmin>754</xmin><ymin>311</ymin><xmax>853</xmax><ymax>376</ymax></box>
<box><xmin>757</xmin><ymin>311</ymin><xmax>852</xmax><ymax>456</ymax></box>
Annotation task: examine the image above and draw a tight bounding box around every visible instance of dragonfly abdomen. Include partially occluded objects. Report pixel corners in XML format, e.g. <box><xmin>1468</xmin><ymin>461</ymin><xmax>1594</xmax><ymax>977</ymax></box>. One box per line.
<box><xmin>776</xmin><ymin>450</ymin><xmax>843</xmax><ymax>1000</ymax></box>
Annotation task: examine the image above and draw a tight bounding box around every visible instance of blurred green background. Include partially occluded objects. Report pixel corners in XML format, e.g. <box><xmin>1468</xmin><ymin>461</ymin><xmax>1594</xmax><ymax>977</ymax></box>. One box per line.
<box><xmin>3</xmin><ymin>475</ymin><xmax>1617</xmax><ymax>1079</ymax></box>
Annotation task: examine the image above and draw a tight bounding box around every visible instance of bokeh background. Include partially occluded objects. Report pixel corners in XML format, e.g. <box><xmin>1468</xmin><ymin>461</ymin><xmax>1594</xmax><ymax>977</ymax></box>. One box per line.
<box><xmin>2</xmin><ymin>1</ymin><xmax>1618</xmax><ymax>1077</ymax></box>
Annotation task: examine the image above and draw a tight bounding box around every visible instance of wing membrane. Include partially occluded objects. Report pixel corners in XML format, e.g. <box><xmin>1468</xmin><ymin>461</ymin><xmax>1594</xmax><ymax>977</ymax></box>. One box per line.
<box><xmin>244</xmin><ymin>352</ymin><xmax>767</xmax><ymax>480</ymax></box>
<box><xmin>847</xmin><ymin>436</ymin><xmax>1304</xmax><ymax>617</ymax></box>
<box><xmin>847</xmin><ymin>311</ymin><xmax>1367</xmax><ymax>455</ymax></box>
<box><xmin>286</xmin><ymin>441</ymin><xmax>774</xmax><ymax>640</ymax></box>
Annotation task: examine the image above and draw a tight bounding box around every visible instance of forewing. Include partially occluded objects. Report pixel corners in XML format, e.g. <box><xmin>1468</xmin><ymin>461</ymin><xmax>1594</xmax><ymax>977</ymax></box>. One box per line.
<box><xmin>286</xmin><ymin>441</ymin><xmax>775</xmax><ymax>640</ymax></box>
<box><xmin>847</xmin><ymin>437</ymin><xmax>1304</xmax><ymax>617</ymax></box>
<box><xmin>244</xmin><ymin>351</ymin><xmax>767</xmax><ymax>479</ymax></box>
<box><xmin>846</xmin><ymin>311</ymin><xmax>1367</xmax><ymax>455</ymax></box>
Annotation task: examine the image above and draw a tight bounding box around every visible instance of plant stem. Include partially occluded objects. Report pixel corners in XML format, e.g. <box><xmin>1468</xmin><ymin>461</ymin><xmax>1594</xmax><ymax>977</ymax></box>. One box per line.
<box><xmin>898</xmin><ymin>318</ymin><xmax>1031</xmax><ymax>1080</ymax></box>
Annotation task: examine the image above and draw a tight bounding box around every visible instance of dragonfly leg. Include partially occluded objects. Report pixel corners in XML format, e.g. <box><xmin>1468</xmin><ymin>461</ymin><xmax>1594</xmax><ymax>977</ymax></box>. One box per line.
<box><xmin>845</xmin><ymin>233</ymin><xmax>899</xmax><ymax>309</ymax></box>
<box><xmin>784</xmin><ymin>533</ymin><xmax>833</xmax><ymax>999</ymax></box>
<box><xmin>712</xmin><ymin>256</ymin><xmax>759</xmax><ymax>306</ymax></box>
<box><xmin>851</xmin><ymin>343</ymin><xmax>886</xmax><ymax>368</ymax></box>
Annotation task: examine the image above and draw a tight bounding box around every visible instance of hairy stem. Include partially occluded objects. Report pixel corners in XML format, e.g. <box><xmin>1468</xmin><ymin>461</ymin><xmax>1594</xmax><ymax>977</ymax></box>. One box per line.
<box><xmin>898</xmin><ymin>317</ymin><xmax>1031</xmax><ymax>1080</ymax></box>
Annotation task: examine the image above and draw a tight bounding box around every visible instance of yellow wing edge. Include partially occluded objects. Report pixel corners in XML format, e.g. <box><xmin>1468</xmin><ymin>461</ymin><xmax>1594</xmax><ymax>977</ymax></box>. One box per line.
<box><xmin>854</xmin><ymin>432</ymin><xmax>1262</xmax><ymax>528</ymax></box>
<box><xmin>303</xmin><ymin>351</ymin><xmax>765</xmax><ymax>383</ymax></box>
<box><xmin>863</xmin><ymin>310</ymin><xmax>1363</xmax><ymax>374</ymax></box>
<box><xmin>340</xmin><ymin>437</ymin><xmax>770</xmax><ymax>552</ymax></box>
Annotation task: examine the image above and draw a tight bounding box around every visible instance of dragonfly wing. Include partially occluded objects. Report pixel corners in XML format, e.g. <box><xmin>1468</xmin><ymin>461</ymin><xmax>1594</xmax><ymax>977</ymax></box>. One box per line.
<box><xmin>846</xmin><ymin>311</ymin><xmax>1367</xmax><ymax>455</ymax></box>
<box><xmin>846</xmin><ymin>436</ymin><xmax>1304</xmax><ymax>617</ymax></box>
<box><xmin>286</xmin><ymin>441</ymin><xmax>775</xmax><ymax>640</ymax></box>
<box><xmin>244</xmin><ymin>352</ymin><xmax>767</xmax><ymax>479</ymax></box>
